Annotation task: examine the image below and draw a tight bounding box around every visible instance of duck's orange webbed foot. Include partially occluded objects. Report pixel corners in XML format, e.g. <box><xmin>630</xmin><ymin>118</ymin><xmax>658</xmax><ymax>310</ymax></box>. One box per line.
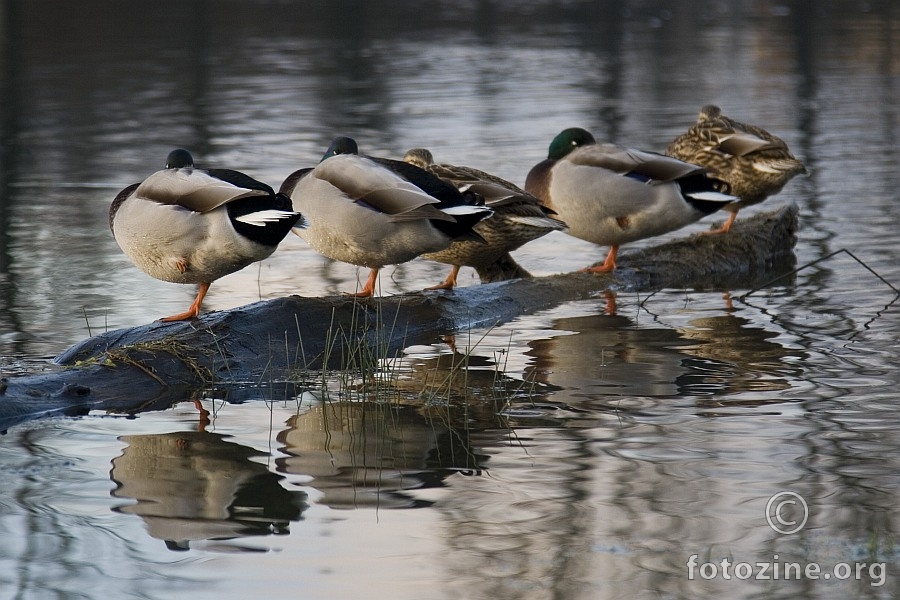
<box><xmin>424</xmin><ymin>266</ymin><xmax>460</xmax><ymax>291</ymax></box>
<box><xmin>703</xmin><ymin>211</ymin><xmax>738</xmax><ymax>235</ymax></box>
<box><xmin>578</xmin><ymin>246</ymin><xmax>618</xmax><ymax>274</ymax></box>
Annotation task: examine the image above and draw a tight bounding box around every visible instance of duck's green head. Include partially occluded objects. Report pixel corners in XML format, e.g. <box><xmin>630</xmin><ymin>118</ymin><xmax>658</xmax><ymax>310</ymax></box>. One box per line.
<box><xmin>166</xmin><ymin>148</ymin><xmax>194</xmax><ymax>169</ymax></box>
<box><xmin>548</xmin><ymin>128</ymin><xmax>596</xmax><ymax>160</ymax></box>
<box><xmin>321</xmin><ymin>136</ymin><xmax>359</xmax><ymax>162</ymax></box>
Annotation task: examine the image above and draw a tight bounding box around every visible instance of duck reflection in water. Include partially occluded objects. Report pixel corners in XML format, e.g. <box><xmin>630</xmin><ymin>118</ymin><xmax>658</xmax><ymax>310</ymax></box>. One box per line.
<box><xmin>674</xmin><ymin>310</ymin><xmax>807</xmax><ymax>401</ymax></box>
<box><xmin>276</xmin><ymin>401</ymin><xmax>489</xmax><ymax>509</ymax></box>
<box><xmin>525</xmin><ymin>313</ymin><xmax>694</xmax><ymax>402</ymax></box>
<box><xmin>525</xmin><ymin>306</ymin><xmax>806</xmax><ymax>407</ymax></box>
<box><xmin>111</xmin><ymin>431</ymin><xmax>308</xmax><ymax>551</ymax></box>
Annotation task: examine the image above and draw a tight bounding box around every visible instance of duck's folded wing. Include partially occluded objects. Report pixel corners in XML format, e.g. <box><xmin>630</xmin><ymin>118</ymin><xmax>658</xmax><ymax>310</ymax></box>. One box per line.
<box><xmin>714</xmin><ymin>130</ymin><xmax>783</xmax><ymax>157</ymax></box>
<box><xmin>206</xmin><ymin>168</ymin><xmax>276</xmax><ymax>194</ymax></box>
<box><xmin>569</xmin><ymin>144</ymin><xmax>708</xmax><ymax>183</ymax></box>
<box><xmin>315</xmin><ymin>155</ymin><xmax>452</xmax><ymax>220</ymax></box>
<box><xmin>135</xmin><ymin>169</ymin><xmax>267</xmax><ymax>213</ymax></box>
<box><xmin>426</xmin><ymin>164</ymin><xmax>520</xmax><ymax>206</ymax></box>
<box><xmin>458</xmin><ymin>180</ymin><xmax>519</xmax><ymax>206</ymax></box>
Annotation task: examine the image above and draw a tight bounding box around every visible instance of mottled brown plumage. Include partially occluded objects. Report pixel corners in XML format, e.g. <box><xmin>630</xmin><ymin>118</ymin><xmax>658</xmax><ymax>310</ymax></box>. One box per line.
<box><xmin>402</xmin><ymin>148</ymin><xmax>566</xmax><ymax>290</ymax></box>
<box><xmin>666</xmin><ymin>105</ymin><xmax>806</xmax><ymax>233</ymax></box>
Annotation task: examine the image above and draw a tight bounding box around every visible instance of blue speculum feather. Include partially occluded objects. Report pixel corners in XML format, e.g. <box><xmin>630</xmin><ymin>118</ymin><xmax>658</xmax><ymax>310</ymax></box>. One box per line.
<box><xmin>624</xmin><ymin>172</ymin><xmax>652</xmax><ymax>184</ymax></box>
<box><xmin>353</xmin><ymin>199</ymin><xmax>381</xmax><ymax>213</ymax></box>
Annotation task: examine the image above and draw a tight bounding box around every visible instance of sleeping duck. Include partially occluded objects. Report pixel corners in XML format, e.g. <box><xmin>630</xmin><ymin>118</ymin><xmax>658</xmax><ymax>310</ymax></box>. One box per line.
<box><xmin>279</xmin><ymin>137</ymin><xmax>492</xmax><ymax>297</ymax></box>
<box><xmin>402</xmin><ymin>148</ymin><xmax>566</xmax><ymax>290</ymax></box>
<box><xmin>525</xmin><ymin>128</ymin><xmax>736</xmax><ymax>273</ymax></box>
<box><xmin>110</xmin><ymin>149</ymin><xmax>304</xmax><ymax>321</ymax></box>
<box><xmin>666</xmin><ymin>105</ymin><xmax>807</xmax><ymax>234</ymax></box>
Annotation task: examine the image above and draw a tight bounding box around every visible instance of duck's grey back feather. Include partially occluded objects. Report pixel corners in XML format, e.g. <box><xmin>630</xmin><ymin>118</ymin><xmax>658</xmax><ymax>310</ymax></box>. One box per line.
<box><xmin>314</xmin><ymin>155</ymin><xmax>454</xmax><ymax>221</ymax></box>
<box><xmin>135</xmin><ymin>168</ymin><xmax>268</xmax><ymax>213</ymax></box>
<box><xmin>568</xmin><ymin>144</ymin><xmax>708</xmax><ymax>183</ymax></box>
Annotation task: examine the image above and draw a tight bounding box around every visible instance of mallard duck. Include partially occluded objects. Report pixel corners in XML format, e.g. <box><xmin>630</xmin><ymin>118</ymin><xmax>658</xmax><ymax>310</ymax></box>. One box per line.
<box><xmin>401</xmin><ymin>148</ymin><xmax>567</xmax><ymax>289</ymax></box>
<box><xmin>524</xmin><ymin>128</ymin><xmax>736</xmax><ymax>273</ymax></box>
<box><xmin>666</xmin><ymin>105</ymin><xmax>807</xmax><ymax>234</ymax></box>
<box><xmin>110</xmin><ymin>149</ymin><xmax>305</xmax><ymax>321</ymax></box>
<box><xmin>279</xmin><ymin>137</ymin><xmax>492</xmax><ymax>297</ymax></box>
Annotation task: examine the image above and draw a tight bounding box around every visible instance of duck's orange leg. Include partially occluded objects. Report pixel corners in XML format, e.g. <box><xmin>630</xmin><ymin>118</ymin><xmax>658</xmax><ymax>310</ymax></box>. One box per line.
<box><xmin>425</xmin><ymin>265</ymin><xmax>461</xmax><ymax>291</ymax></box>
<box><xmin>193</xmin><ymin>398</ymin><xmax>211</xmax><ymax>432</ymax></box>
<box><xmin>704</xmin><ymin>210</ymin><xmax>738</xmax><ymax>235</ymax></box>
<box><xmin>603</xmin><ymin>290</ymin><xmax>617</xmax><ymax>315</ymax></box>
<box><xmin>346</xmin><ymin>268</ymin><xmax>379</xmax><ymax>298</ymax></box>
<box><xmin>160</xmin><ymin>282</ymin><xmax>210</xmax><ymax>322</ymax></box>
<box><xmin>579</xmin><ymin>245</ymin><xmax>618</xmax><ymax>274</ymax></box>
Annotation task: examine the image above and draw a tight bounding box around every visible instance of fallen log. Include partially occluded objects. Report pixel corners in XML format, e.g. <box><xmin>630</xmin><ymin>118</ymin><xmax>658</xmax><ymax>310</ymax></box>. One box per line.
<box><xmin>0</xmin><ymin>204</ymin><xmax>798</xmax><ymax>431</ymax></box>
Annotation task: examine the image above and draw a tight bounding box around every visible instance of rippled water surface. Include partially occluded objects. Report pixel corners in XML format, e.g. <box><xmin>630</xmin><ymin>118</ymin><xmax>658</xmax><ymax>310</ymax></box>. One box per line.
<box><xmin>2</xmin><ymin>1</ymin><xmax>900</xmax><ymax>599</ymax></box>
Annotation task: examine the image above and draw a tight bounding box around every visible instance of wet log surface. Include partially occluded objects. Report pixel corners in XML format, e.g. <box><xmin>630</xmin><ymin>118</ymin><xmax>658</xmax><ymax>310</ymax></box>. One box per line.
<box><xmin>0</xmin><ymin>204</ymin><xmax>799</xmax><ymax>431</ymax></box>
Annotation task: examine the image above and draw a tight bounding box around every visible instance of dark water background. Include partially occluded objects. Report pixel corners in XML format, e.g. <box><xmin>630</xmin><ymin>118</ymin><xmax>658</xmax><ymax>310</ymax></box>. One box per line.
<box><xmin>1</xmin><ymin>1</ymin><xmax>899</xmax><ymax>599</ymax></box>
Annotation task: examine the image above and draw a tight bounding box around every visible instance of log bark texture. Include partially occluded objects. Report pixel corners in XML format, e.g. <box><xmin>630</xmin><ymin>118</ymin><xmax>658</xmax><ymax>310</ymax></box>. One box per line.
<box><xmin>0</xmin><ymin>204</ymin><xmax>799</xmax><ymax>431</ymax></box>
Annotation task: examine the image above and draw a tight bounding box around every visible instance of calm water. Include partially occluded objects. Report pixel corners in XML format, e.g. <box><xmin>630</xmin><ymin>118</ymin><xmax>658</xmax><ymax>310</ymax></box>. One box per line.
<box><xmin>2</xmin><ymin>1</ymin><xmax>900</xmax><ymax>599</ymax></box>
